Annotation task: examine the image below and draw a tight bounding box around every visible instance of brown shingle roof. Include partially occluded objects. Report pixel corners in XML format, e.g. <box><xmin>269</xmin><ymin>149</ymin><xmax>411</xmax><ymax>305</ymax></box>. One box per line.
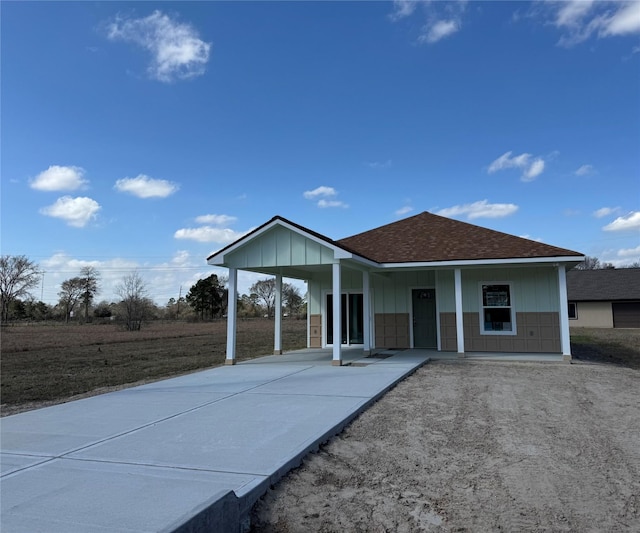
<box><xmin>567</xmin><ymin>269</ymin><xmax>640</xmax><ymax>301</ymax></box>
<box><xmin>337</xmin><ymin>211</ymin><xmax>583</xmax><ymax>263</ymax></box>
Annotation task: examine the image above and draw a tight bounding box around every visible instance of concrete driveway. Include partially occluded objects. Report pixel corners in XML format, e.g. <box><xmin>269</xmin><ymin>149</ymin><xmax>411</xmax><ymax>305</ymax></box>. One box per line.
<box><xmin>1</xmin><ymin>349</ymin><xmax>429</xmax><ymax>533</ymax></box>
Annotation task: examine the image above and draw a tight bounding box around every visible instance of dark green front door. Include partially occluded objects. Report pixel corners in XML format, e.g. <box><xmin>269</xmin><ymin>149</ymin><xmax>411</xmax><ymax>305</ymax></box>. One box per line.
<box><xmin>412</xmin><ymin>289</ymin><xmax>437</xmax><ymax>348</ymax></box>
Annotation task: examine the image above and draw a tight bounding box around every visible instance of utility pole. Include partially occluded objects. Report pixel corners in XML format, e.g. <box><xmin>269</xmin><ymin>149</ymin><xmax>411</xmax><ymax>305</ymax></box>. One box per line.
<box><xmin>177</xmin><ymin>285</ymin><xmax>182</xmax><ymax>318</ymax></box>
<box><xmin>41</xmin><ymin>271</ymin><xmax>45</xmax><ymax>301</ymax></box>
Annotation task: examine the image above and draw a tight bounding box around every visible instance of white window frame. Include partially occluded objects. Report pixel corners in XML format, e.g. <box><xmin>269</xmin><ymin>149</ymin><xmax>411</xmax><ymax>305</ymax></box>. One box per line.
<box><xmin>568</xmin><ymin>302</ymin><xmax>578</xmax><ymax>320</ymax></box>
<box><xmin>479</xmin><ymin>282</ymin><xmax>517</xmax><ymax>336</ymax></box>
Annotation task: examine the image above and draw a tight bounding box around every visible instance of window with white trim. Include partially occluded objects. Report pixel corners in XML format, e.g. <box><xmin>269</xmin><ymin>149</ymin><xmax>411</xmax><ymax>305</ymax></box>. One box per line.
<box><xmin>568</xmin><ymin>302</ymin><xmax>577</xmax><ymax>320</ymax></box>
<box><xmin>480</xmin><ymin>283</ymin><xmax>516</xmax><ymax>335</ymax></box>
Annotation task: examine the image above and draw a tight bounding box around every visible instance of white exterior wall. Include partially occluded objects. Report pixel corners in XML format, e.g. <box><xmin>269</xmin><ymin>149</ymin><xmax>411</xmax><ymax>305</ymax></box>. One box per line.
<box><xmin>570</xmin><ymin>302</ymin><xmax>613</xmax><ymax>328</ymax></box>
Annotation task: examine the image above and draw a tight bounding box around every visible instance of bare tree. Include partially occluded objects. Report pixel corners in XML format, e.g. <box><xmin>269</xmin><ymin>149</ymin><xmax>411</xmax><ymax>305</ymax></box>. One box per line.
<box><xmin>0</xmin><ymin>255</ymin><xmax>41</xmax><ymax>322</ymax></box>
<box><xmin>575</xmin><ymin>256</ymin><xmax>615</xmax><ymax>270</ymax></box>
<box><xmin>282</xmin><ymin>282</ymin><xmax>304</xmax><ymax>317</ymax></box>
<box><xmin>58</xmin><ymin>277</ymin><xmax>84</xmax><ymax>323</ymax></box>
<box><xmin>79</xmin><ymin>266</ymin><xmax>100</xmax><ymax>322</ymax></box>
<box><xmin>250</xmin><ymin>278</ymin><xmax>276</xmax><ymax>318</ymax></box>
<box><xmin>114</xmin><ymin>271</ymin><xmax>151</xmax><ymax>331</ymax></box>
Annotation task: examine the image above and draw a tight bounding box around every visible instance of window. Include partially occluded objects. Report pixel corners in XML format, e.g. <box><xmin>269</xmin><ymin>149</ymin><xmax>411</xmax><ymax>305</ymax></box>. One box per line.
<box><xmin>326</xmin><ymin>293</ymin><xmax>364</xmax><ymax>345</ymax></box>
<box><xmin>568</xmin><ymin>302</ymin><xmax>577</xmax><ymax>320</ymax></box>
<box><xmin>480</xmin><ymin>283</ymin><xmax>516</xmax><ymax>335</ymax></box>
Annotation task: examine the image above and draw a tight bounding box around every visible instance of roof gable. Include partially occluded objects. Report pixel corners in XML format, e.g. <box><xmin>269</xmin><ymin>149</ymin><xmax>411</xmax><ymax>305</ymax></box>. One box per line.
<box><xmin>337</xmin><ymin>211</ymin><xmax>583</xmax><ymax>263</ymax></box>
<box><xmin>207</xmin><ymin>216</ymin><xmax>356</xmax><ymax>266</ymax></box>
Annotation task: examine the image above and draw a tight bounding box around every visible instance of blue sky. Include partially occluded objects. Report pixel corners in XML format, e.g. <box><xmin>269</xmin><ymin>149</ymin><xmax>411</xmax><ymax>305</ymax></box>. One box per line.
<box><xmin>2</xmin><ymin>1</ymin><xmax>639</xmax><ymax>305</ymax></box>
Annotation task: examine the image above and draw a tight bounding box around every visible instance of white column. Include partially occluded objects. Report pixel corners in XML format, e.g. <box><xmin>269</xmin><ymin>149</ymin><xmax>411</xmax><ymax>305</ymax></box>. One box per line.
<box><xmin>363</xmin><ymin>270</ymin><xmax>371</xmax><ymax>355</ymax></box>
<box><xmin>454</xmin><ymin>268</ymin><xmax>465</xmax><ymax>355</ymax></box>
<box><xmin>225</xmin><ymin>268</ymin><xmax>238</xmax><ymax>365</ymax></box>
<box><xmin>274</xmin><ymin>273</ymin><xmax>283</xmax><ymax>355</ymax></box>
<box><xmin>332</xmin><ymin>261</ymin><xmax>342</xmax><ymax>366</ymax></box>
<box><xmin>557</xmin><ymin>265</ymin><xmax>572</xmax><ymax>362</ymax></box>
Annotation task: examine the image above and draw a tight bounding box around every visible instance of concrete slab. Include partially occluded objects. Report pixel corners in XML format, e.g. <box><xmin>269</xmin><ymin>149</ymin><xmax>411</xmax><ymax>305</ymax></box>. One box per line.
<box><xmin>0</xmin><ymin>453</ymin><xmax>50</xmax><ymax>476</ymax></box>
<box><xmin>67</xmin><ymin>392</ymin><xmax>370</xmax><ymax>475</ymax></box>
<box><xmin>1</xmin><ymin>459</ymin><xmax>258</xmax><ymax>533</ymax></box>
<box><xmin>1</xmin><ymin>389</ymin><xmax>234</xmax><ymax>456</ymax></box>
<box><xmin>1</xmin><ymin>349</ymin><xmax>429</xmax><ymax>533</ymax></box>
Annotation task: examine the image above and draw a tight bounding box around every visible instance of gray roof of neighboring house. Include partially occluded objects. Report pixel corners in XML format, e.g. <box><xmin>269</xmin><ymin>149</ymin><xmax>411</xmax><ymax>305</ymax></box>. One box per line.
<box><xmin>567</xmin><ymin>268</ymin><xmax>640</xmax><ymax>301</ymax></box>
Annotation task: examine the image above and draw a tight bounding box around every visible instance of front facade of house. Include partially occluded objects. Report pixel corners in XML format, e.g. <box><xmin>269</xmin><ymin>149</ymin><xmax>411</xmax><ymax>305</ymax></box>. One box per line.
<box><xmin>207</xmin><ymin>213</ymin><xmax>584</xmax><ymax>365</ymax></box>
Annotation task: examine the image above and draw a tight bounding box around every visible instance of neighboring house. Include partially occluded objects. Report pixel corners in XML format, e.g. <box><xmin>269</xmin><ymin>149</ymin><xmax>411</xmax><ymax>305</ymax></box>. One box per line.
<box><xmin>567</xmin><ymin>269</ymin><xmax>640</xmax><ymax>328</ymax></box>
<box><xmin>207</xmin><ymin>212</ymin><xmax>584</xmax><ymax>364</ymax></box>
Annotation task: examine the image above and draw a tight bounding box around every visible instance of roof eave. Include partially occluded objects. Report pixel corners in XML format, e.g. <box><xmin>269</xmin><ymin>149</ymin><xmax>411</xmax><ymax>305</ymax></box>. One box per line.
<box><xmin>379</xmin><ymin>255</ymin><xmax>585</xmax><ymax>269</ymax></box>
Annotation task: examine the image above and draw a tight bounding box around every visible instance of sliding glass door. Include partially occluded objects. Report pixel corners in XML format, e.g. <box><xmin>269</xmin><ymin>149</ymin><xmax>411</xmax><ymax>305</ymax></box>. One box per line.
<box><xmin>326</xmin><ymin>293</ymin><xmax>364</xmax><ymax>345</ymax></box>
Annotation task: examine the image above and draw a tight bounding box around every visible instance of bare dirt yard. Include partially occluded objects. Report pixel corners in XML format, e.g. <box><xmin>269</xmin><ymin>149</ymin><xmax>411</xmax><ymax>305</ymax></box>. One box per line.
<box><xmin>0</xmin><ymin>319</ymin><xmax>307</xmax><ymax>415</ymax></box>
<box><xmin>251</xmin><ymin>330</ymin><xmax>640</xmax><ymax>532</ymax></box>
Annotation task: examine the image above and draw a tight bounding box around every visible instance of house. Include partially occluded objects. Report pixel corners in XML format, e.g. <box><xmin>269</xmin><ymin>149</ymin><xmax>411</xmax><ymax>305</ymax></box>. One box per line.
<box><xmin>207</xmin><ymin>212</ymin><xmax>584</xmax><ymax>364</ymax></box>
<box><xmin>567</xmin><ymin>268</ymin><xmax>640</xmax><ymax>328</ymax></box>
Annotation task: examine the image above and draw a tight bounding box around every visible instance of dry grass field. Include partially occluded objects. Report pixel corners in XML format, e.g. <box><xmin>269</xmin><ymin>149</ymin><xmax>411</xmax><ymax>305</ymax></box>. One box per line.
<box><xmin>570</xmin><ymin>327</ymin><xmax>640</xmax><ymax>369</ymax></box>
<box><xmin>0</xmin><ymin>319</ymin><xmax>307</xmax><ymax>414</ymax></box>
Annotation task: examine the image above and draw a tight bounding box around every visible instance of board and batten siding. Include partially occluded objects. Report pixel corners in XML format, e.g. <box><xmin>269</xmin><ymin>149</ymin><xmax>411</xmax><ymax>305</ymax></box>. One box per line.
<box><xmin>223</xmin><ymin>226</ymin><xmax>336</xmax><ymax>269</ymax></box>
<box><xmin>308</xmin><ymin>268</ymin><xmax>364</xmax><ymax>315</ymax></box>
<box><xmin>437</xmin><ymin>267</ymin><xmax>561</xmax><ymax>313</ymax></box>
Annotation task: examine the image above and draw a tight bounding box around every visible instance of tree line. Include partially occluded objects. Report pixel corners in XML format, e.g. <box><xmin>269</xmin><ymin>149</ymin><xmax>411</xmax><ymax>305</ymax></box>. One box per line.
<box><xmin>0</xmin><ymin>255</ymin><xmax>305</xmax><ymax>328</ymax></box>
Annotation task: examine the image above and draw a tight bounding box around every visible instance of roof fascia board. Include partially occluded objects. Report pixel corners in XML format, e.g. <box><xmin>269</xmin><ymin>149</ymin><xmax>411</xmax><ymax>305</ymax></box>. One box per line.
<box><xmin>379</xmin><ymin>255</ymin><xmax>585</xmax><ymax>269</ymax></box>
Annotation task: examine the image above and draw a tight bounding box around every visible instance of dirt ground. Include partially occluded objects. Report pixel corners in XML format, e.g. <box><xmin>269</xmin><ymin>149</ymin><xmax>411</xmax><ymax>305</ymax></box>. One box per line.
<box><xmin>250</xmin><ymin>359</ymin><xmax>640</xmax><ymax>532</ymax></box>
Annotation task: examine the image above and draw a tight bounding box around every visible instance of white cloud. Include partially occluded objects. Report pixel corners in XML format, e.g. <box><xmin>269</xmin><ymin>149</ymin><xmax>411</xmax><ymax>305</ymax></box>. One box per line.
<box><xmin>195</xmin><ymin>214</ymin><xmax>237</xmax><ymax>226</ymax></box>
<box><xmin>318</xmin><ymin>199</ymin><xmax>349</xmax><ymax>209</ymax></box>
<box><xmin>174</xmin><ymin>226</ymin><xmax>247</xmax><ymax>244</ymax></box>
<box><xmin>390</xmin><ymin>0</ymin><xmax>466</xmax><ymax>44</ymax></box>
<box><xmin>40</xmin><ymin>196</ymin><xmax>101</xmax><ymax>227</ymax></box>
<box><xmin>303</xmin><ymin>185</ymin><xmax>348</xmax><ymax>208</ymax></box>
<box><xmin>114</xmin><ymin>174</ymin><xmax>179</xmax><ymax>198</ymax></box>
<box><xmin>106</xmin><ymin>10</ymin><xmax>211</xmax><ymax>82</ymax></box>
<box><xmin>436</xmin><ymin>200</ymin><xmax>519</xmax><ymax>220</ymax></box>
<box><xmin>618</xmin><ymin>245</ymin><xmax>640</xmax><ymax>258</ymax></box>
<box><xmin>522</xmin><ymin>158</ymin><xmax>545</xmax><ymax>182</ymax></box>
<box><xmin>599</xmin><ymin>1</ymin><xmax>640</xmax><ymax>37</ymax></box>
<box><xmin>575</xmin><ymin>164</ymin><xmax>595</xmax><ymax>176</ymax></box>
<box><xmin>519</xmin><ymin>235</ymin><xmax>545</xmax><ymax>242</ymax></box>
<box><xmin>593</xmin><ymin>206</ymin><xmax>620</xmax><ymax>218</ymax></box>
<box><xmin>303</xmin><ymin>186</ymin><xmax>337</xmax><ymax>199</ymax></box>
<box><xmin>488</xmin><ymin>151</ymin><xmax>531</xmax><ymax>173</ymax></box>
<box><xmin>542</xmin><ymin>0</ymin><xmax>640</xmax><ymax>46</ymax></box>
<box><xmin>420</xmin><ymin>19</ymin><xmax>460</xmax><ymax>43</ymax></box>
<box><xmin>603</xmin><ymin>211</ymin><xmax>640</xmax><ymax>232</ymax></box>
<box><xmin>30</xmin><ymin>165</ymin><xmax>88</xmax><ymax>191</ymax></box>
<box><xmin>487</xmin><ymin>151</ymin><xmax>547</xmax><ymax>181</ymax></box>
<box><xmin>389</xmin><ymin>0</ymin><xmax>417</xmax><ymax>21</ymax></box>
<box><xmin>367</xmin><ymin>159</ymin><xmax>392</xmax><ymax>169</ymax></box>
<box><xmin>396</xmin><ymin>206</ymin><xmax>413</xmax><ymax>216</ymax></box>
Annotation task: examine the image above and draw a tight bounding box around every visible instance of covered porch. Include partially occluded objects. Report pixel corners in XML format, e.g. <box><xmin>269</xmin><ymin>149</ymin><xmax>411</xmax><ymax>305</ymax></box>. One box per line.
<box><xmin>207</xmin><ymin>216</ymin><xmax>576</xmax><ymax>367</ymax></box>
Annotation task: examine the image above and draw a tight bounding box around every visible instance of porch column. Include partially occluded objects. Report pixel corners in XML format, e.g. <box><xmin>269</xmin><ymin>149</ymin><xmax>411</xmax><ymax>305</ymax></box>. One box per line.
<box><xmin>557</xmin><ymin>265</ymin><xmax>572</xmax><ymax>362</ymax></box>
<box><xmin>274</xmin><ymin>273</ymin><xmax>283</xmax><ymax>355</ymax></box>
<box><xmin>363</xmin><ymin>270</ymin><xmax>371</xmax><ymax>355</ymax></box>
<box><xmin>454</xmin><ymin>268</ymin><xmax>465</xmax><ymax>355</ymax></box>
<box><xmin>225</xmin><ymin>267</ymin><xmax>238</xmax><ymax>365</ymax></box>
<box><xmin>332</xmin><ymin>261</ymin><xmax>342</xmax><ymax>366</ymax></box>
